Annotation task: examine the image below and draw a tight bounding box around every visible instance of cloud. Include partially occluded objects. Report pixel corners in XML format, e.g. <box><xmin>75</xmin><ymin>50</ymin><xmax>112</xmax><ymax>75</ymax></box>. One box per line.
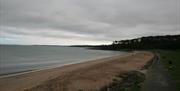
<box><xmin>0</xmin><ymin>0</ymin><xmax>180</xmax><ymax>45</ymax></box>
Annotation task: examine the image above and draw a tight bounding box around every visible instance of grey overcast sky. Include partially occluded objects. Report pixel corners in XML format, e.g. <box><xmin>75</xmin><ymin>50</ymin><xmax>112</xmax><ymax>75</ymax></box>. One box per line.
<box><xmin>0</xmin><ymin>0</ymin><xmax>180</xmax><ymax>45</ymax></box>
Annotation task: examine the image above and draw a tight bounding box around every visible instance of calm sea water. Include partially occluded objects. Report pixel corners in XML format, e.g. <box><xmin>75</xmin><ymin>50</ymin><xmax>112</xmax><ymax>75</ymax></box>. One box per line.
<box><xmin>0</xmin><ymin>45</ymin><xmax>125</xmax><ymax>75</ymax></box>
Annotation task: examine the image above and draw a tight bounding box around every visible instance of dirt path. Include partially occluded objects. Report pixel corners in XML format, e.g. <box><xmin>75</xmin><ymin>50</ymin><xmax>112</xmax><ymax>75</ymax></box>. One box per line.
<box><xmin>141</xmin><ymin>55</ymin><xmax>176</xmax><ymax>91</ymax></box>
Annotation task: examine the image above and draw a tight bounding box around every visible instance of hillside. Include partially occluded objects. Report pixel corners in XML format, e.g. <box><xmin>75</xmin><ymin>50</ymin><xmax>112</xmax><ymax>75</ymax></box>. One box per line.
<box><xmin>94</xmin><ymin>35</ymin><xmax>180</xmax><ymax>50</ymax></box>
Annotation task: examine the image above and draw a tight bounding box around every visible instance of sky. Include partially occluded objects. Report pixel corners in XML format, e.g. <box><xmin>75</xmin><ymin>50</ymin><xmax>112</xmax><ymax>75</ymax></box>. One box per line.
<box><xmin>0</xmin><ymin>0</ymin><xmax>180</xmax><ymax>45</ymax></box>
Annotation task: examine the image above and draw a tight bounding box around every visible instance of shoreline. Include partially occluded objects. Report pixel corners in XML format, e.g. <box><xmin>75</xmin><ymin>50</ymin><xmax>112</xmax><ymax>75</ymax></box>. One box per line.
<box><xmin>0</xmin><ymin>53</ymin><xmax>125</xmax><ymax>78</ymax></box>
<box><xmin>0</xmin><ymin>51</ymin><xmax>154</xmax><ymax>91</ymax></box>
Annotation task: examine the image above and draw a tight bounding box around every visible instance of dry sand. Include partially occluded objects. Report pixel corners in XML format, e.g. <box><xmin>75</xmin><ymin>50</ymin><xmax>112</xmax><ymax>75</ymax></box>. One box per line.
<box><xmin>0</xmin><ymin>51</ymin><xmax>154</xmax><ymax>91</ymax></box>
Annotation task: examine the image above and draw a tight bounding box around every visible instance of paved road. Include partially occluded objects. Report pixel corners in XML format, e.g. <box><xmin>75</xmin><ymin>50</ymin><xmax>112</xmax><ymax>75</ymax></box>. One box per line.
<box><xmin>141</xmin><ymin>55</ymin><xmax>176</xmax><ymax>91</ymax></box>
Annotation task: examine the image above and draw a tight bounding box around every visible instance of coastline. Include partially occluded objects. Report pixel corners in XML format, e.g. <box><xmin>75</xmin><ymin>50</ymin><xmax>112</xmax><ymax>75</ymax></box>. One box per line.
<box><xmin>0</xmin><ymin>51</ymin><xmax>154</xmax><ymax>91</ymax></box>
<box><xmin>0</xmin><ymin>52</ymin><xmax>124</xmax><ymax>78</ymax></box>
<box><xmin>0</xmin><ymin>45</ymin><xmax>123</xmax><ymax>77</ymax></box>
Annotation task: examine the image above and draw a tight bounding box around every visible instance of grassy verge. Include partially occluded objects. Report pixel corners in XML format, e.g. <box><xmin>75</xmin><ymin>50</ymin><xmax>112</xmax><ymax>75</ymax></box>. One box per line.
<box><xmin>155</xmin><ymin>50</ymin><xmax>180</xmax><ymax>90</ymax></box>
<box><xmin>99</xmin><ymin>71</ymin><xmax>145</xmax><ymax>91</ymax></box>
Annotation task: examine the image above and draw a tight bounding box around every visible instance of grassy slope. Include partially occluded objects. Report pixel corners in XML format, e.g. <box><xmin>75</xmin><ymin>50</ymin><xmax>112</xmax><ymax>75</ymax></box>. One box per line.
<box><xmin>156</xmin><ymin>50</ymin><xmax>180</xmax><ymax>90</ymax></box>
<box><xmin>99</xmin><ymin>71</ymin><xmax>145</xmax><ymax>91</ymax></box>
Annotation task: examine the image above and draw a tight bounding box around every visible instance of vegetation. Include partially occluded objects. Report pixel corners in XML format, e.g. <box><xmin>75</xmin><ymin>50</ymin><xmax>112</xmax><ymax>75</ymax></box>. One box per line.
<box><xmin>95</xmin><ymin>35</ymin><xmax>180</xmax><ymax>50</ymax></box>
<box><xmin>99</xmin><ymin>71</ymin><xmax>145</xmax><ymax>91</ymax></box>
<box><xmin>156</xmin><ymin>50</ymin><xmax>180</xmax><ymax>90</ymax></box>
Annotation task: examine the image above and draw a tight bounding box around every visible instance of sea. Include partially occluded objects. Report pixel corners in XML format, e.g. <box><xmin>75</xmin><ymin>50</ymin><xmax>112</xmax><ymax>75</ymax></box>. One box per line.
<box><xmin>0</xmin><ymin>45</ymin><xmax>126</xmax><ymax>75</ymax></box>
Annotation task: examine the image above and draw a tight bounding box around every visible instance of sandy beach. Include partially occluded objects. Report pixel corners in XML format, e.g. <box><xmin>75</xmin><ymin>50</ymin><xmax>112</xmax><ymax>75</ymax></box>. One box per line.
<box><xmin>0</xmin><ymin>51</ymin><xmax>154</xmax><ymax>91</ymax></box>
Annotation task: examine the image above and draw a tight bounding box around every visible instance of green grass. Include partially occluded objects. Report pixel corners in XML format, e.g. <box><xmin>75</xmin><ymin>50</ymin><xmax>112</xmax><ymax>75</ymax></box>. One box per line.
<box><xmin>99</xmin><ymin>71</ymin><xmax>145</xmax><ymax>91</ymax></box>
<box><xmin>155</xmin><ymin>50</ymin><xmax>180</xmax><ymax>90</ymax></box>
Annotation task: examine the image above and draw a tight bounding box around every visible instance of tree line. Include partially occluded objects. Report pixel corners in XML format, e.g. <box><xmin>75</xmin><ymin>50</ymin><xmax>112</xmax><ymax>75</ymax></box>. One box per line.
<box><xmin>96</xmin><ymin>35</ymin><xmax>180</xmax><ymax>50</ymax></box>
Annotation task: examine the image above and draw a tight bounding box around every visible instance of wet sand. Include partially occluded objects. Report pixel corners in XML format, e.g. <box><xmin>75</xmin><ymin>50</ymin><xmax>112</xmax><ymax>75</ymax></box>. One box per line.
<box><xmin>0</xmin><ymin>51</ymin><xmax>154</xmax><ymax>91</ymax></box>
